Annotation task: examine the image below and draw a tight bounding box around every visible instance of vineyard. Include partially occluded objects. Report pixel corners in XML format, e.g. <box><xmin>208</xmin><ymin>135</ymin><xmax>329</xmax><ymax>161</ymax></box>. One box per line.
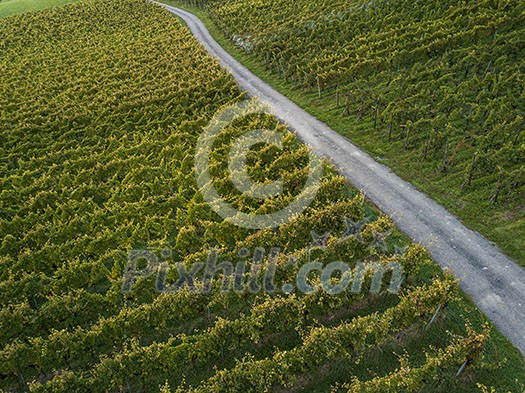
<box><xmin>0</xmin><ymin>0</ymin><xmax>524</xmax><ymax>392</ymax></box>
<box><xmin>176</xmin><ymin>0</ymin><xmax>525</xmax><ymax>262</ymax></box>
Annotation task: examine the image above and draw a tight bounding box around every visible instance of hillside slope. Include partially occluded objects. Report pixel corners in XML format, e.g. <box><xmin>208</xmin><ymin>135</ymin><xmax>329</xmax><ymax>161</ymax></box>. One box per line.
<box><xmin>181</xmin><ymin>0</ymin><xmax>525</xmax><ymax>263</ymax></box>
<box><xmin>0</xmin><ymin>0</ymin><xmax>524</xmax><ymax>392</ymax></box>
<box><xmin>0</xmin><ymin>0</ymin><xmax>81</xmax><ymax>18</ymax></box>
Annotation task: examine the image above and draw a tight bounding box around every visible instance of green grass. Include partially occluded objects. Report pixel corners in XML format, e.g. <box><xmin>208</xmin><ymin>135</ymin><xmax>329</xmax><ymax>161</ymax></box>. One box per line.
<box><xmin>0</xmin><ymin>0</ymin><xmax>81</xmax><ymax>18</ymax></box>
<box><xmin>163</xmin><ymin>0</ymin><xmax>524</xmax><ymax>266</ymax></box>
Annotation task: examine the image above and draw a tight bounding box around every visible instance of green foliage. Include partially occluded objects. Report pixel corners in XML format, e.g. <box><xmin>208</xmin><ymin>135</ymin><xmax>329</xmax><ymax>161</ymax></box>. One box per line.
<box><xmin>340</xmin><ymin>323</ymin><xmax>491</xmax><ymax>392</ymax></box>
<box><xmin>180</xmin><ymin>0</ymin><xmax>525</xmax><ymax>262</ymax></box>
<box><xmin>1</xmin><ymin>0</ymin><xmax>523</xmax><ymax>392</ymax></box>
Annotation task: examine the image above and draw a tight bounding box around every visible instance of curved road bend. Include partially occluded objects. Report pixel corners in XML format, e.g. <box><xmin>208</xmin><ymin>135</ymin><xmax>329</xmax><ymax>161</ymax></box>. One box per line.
<box><xmin>156</xmin><ymin>2</ymin><xmax>525</xmax><ymax>356</ymax></box>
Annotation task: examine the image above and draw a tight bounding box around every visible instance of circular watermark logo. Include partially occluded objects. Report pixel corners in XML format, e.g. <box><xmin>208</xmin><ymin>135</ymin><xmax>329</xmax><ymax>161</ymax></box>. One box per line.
<box><xmin>195</xmin><ymin>98</ymin><xmax>323</xmax><ymax>229</ymax></box>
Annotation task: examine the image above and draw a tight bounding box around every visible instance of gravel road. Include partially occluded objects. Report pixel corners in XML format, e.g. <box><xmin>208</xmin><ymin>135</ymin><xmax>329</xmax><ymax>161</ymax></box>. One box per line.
<box><xmin>158</xmin><ymin>2</ymin><xmax>525</xmax><ymax>356</ymax></box>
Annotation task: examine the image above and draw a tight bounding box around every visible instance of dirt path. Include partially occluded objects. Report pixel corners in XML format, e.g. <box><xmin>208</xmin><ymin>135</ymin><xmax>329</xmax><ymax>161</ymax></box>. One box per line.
<box><xmin>158</xmin><ymin>2</ymin><xmax>525</xmax><ymax>356</ymax></box>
